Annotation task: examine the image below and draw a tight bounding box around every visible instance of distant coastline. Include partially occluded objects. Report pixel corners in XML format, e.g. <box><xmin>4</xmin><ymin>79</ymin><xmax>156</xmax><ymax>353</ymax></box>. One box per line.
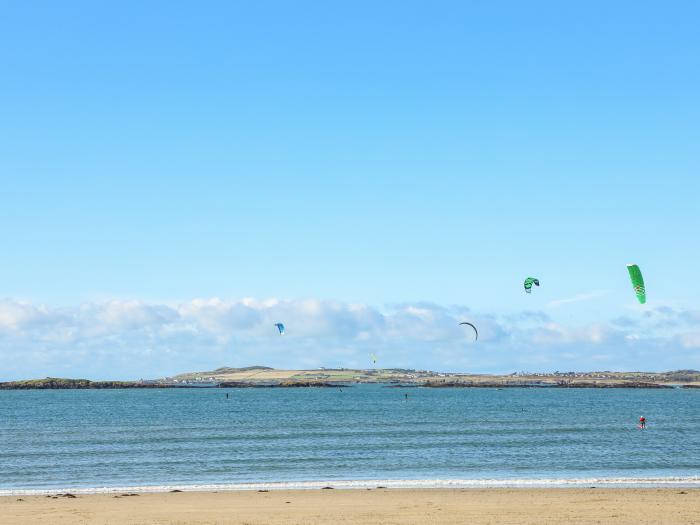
<box><xmin>2</xmin><ymin>366</ymin><xmax>699</xmax><ymax>390</ymax></box>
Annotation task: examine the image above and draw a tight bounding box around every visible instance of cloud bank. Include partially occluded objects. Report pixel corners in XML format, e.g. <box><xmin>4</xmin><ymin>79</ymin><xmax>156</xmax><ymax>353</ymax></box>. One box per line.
<box><xmin>0</xmin><ymin>298</ymin><xmax>698</xmax><ymax>380</ymax></box>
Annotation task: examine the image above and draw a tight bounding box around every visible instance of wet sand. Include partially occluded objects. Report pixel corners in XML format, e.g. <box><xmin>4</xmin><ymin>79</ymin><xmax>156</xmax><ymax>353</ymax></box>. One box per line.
<box><xmin>2</xmin><ymin>488</ymin><xmax>699</xmax><ymax>524</ymax></box>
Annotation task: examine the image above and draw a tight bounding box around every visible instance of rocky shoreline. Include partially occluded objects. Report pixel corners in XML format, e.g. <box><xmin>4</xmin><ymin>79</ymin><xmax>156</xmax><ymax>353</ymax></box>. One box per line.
<box><xmin>1</xmin><ymin>377</ymin><xmax>697</xmax><ymax>390</ymax></box>
<box><xmin>217</xmin><ymin>381</ymin><xmax>348</xmax><ymax>388</ymax></box>
<box><xmin>0</xmin><ymin>378</ymin><xmax>350</xmax><ymax>390</ymax></box>
<box><xmin>420</xmin><ymin>381</ymin><xmax>675</xmax><ymax>389</ymax></box>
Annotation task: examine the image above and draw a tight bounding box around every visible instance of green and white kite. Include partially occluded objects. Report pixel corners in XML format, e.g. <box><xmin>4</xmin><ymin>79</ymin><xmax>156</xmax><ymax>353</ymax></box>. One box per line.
<box><xmin>626</xmin><ymin>264</ymin><xmax>646</xmax><ymax>304</ymax></box>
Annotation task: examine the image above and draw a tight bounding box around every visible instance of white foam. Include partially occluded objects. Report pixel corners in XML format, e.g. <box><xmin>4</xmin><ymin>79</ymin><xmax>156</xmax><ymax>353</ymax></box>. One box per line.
<box><xmin>2</xmin><ymin>477</ymin><xmax>699</xmax><ymax>496</ymax></box>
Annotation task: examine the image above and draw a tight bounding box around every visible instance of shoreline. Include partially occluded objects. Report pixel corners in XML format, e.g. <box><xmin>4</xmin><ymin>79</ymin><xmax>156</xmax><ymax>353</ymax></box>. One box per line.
<box><xmin>2</xmin><ymin>488</ymin><xmax>698</xmax><ymax>524</ymax></box>
<box><xmin>2</xmin><ymin>381</ymin><xmax>697</xmax><ymax>390</ymax></box>
<box><xmin>3</xmin><ymin>476</ymin><xmax>700</xmax><ymax>496</ymax></box>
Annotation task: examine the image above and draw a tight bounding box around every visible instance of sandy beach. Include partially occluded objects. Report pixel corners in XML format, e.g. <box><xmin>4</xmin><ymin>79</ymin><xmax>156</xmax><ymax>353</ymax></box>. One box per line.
<box><xmin>2</xmin><ymin>488</ymin><xmax>698</xmax><ymax>525</ymax></box>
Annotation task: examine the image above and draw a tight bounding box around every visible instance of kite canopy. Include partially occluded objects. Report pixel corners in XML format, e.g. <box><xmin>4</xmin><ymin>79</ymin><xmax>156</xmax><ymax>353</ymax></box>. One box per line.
<box><xmin>459</xmin><ymin>322</ymin><xmax>478</xmax><ymax>341</ymax></box>
<box><xmin>627</xmin><ymin>264</ymin><xmax>646</xmax><ymax>304</ymax></box>
<box><xmin>274</xmin><ymin>323</ymin><xmax>285</xmax><ymax>335</ymax></box>
<box><xmin>524</xmin><ymin>277</ymin><xmax>540</xmax><ymax>294</ymax></box>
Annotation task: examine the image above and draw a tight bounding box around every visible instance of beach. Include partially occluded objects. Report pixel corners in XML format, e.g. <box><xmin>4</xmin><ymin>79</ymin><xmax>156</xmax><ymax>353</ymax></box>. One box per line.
<box><xmin>2</xmin><ymin>488</ymin><xmax>699</xmax><ymax>524</ymax></box>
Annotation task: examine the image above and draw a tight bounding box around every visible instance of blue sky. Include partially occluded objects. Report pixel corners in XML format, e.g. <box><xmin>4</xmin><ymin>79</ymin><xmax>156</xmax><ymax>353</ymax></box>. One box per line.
<box><xmin>1</xmin><ymin>1</ymin><xmax>699</xmax><ymax>379</ymax></box>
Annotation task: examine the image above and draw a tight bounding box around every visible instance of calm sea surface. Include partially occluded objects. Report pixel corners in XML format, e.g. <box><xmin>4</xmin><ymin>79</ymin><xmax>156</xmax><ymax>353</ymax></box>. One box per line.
<box><xmin>1</xmin><ymin>385</ymin><xmax>698</xmax><ymax>491</ymax></box>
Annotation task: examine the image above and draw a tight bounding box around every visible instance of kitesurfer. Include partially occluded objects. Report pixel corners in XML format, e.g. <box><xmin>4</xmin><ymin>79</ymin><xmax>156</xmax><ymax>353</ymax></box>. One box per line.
<box><xmin>639</xmin><ymin>416</ymin><xmax>646</xmax><ymax>429</ymax></box>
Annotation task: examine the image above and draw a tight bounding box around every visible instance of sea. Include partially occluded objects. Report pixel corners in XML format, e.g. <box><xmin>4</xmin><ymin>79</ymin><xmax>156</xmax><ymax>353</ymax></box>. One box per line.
<box><xmin>1</xmin><ymin>385</ymin><xmax>698</xmax><ymax>494</ymax></box>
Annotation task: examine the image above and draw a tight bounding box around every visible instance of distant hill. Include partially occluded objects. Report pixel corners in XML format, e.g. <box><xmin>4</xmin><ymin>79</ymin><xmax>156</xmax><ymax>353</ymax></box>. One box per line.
<box><xmin>159</xmin><ymin>367</ymin><xmax>700</xmax><ymax>388</ymax></box>
<box><xmin>211</xmin><ymin>366</ymin><xmax>274</xmax><ymax>373</ymax></box>
<box><xmin>2</xmin><ymin>368</ymin><xmax>699</xmax><ymax>389</ymax></box>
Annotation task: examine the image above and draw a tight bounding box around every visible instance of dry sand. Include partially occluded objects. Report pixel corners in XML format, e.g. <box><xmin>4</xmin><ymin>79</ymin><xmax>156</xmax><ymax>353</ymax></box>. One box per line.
<box><xmin>2</xmin><ymin>488</ymin><xmax>699</xmax><ymax>525</ymax></box>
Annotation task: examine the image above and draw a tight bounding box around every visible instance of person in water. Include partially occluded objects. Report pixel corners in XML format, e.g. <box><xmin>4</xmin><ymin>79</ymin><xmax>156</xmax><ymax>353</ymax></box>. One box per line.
<box><xmin>639</xmin><ymin>416</ymin><xmax>646</xmax><ymax>429</ymax></box>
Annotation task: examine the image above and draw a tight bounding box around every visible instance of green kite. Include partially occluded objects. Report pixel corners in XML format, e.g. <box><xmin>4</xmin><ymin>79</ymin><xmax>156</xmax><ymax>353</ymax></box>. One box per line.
<box><xmin>523</xmin><ymin>277</ymin><xmax>540</xmax><ymax>294</ymax></box>
<box><xmin>627</xmin><ymin>264</ymin><xmax>646</xmax><ymax>304</ymax></box>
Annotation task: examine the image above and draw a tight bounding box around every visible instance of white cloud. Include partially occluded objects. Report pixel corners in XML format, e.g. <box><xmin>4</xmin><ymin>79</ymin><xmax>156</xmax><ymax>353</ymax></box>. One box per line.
<box><xmin>0</xmin><ymin>298</ymin><xmax>698</xmax><ymax>380</ymax></box>
<box><xmin>528</xmin><ymin>322</ymin><xmax>621</xmax><ymax>345</ymax></box>
<box><xmin>679</xmin><ymin>332</ymin><xmax>700</xmax><ymax>349</ymax></box>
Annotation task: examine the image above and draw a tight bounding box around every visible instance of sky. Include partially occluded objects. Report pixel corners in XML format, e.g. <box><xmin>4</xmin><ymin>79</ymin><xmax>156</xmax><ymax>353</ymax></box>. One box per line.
<box><xmin>1</xmin><ymin>1</ymin><xmax>699</xmax><ymax>380</ymax></box>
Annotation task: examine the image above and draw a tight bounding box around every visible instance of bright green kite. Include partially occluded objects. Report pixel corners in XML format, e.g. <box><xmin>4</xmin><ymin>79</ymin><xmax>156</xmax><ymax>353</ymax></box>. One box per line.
<box><xmin>627</xmin><ymin>264</ymin><xmax>646</xmax><ymax>304</ymax></box>
<box><xmin>523</xmin><ymin>277</ymin><xmax>540</xmax><ymax>294</ymax></box>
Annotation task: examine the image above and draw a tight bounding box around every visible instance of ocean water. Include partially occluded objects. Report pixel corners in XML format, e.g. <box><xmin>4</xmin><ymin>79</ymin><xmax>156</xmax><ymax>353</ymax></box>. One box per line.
<box><xmin>1</xmin><ymin>385</ymin><xmax>698</xmax><ymax>493</ymax></box>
